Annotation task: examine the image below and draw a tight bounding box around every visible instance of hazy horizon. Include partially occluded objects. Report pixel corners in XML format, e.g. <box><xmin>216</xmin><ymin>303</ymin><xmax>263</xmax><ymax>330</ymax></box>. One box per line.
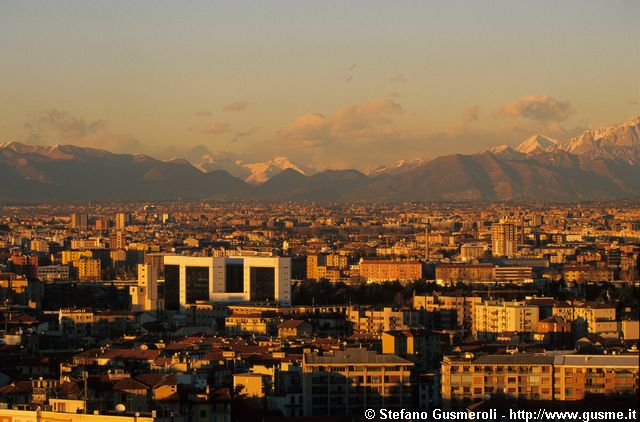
<box><xmin>1</xmin><ymin>1</ymin><xmax>639</xmax><ymax>170</ymax></box>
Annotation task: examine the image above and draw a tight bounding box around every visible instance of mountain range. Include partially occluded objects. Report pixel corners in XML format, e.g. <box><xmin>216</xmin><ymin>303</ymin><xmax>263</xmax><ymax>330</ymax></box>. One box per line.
<box><xmin>1</xmin><ymin>116</ymin><xmax>638</xmax><ymax>202</ymax></box>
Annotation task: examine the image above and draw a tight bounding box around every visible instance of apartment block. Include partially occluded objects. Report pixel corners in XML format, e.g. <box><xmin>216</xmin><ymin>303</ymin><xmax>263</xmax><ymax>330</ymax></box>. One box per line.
<box><xmin>302</xmin><ymin>348</ymin><xmax>414</xmax><ymax>416</ymax></box>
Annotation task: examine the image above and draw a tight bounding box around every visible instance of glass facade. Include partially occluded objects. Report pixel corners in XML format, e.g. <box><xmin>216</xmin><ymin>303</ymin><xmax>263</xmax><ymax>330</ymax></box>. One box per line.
<box><xmin>225</xmin><ymin>263</ymin><xmax>244</xmax><ymax>293</ymax></box>
<box><xmin>250</xmin><ymin>266</ymin><xmax>275</xmax><ymax>302</ymax></box>
<box><xmin>164</xmin><ymin>264</ymin><xmax>180</xmax><ymax>311</ymax></box>
<box><xmin>186</xmin><ymin>266</ymin><xmax>210</xmax><ymax>303</ymax></box>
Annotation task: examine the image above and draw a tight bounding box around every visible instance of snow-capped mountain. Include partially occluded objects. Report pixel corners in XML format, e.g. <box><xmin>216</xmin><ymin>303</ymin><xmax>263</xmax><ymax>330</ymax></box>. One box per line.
<box><xmin>508</xmin><ymin>116</ymin><xmax>639</xmax><ymax>163</ymax></box>
<box><xmin>241</xmin><ymin>156</ymin><xmax>310</xmax><ymax>185</ymax></box>
<box><xmin>516</xmin><ymin>134</ymin><xmax>559</xmax><ymax>154</ymax></box>
<box><xmin>369</xmin><ymin>157</ymin><xmax>427</xmax><ymax>176</ymax></box>
<box><xmin>560</xmin><ymin>115</ymin><xmax>639</xmax><ymax>162</ymax></box>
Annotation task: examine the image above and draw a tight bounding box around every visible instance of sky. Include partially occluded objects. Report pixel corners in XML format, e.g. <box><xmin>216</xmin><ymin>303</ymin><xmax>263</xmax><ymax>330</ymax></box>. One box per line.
<box><xmin>1</xmin><ymin>0</ymin><xmax>638</xmax><ymax>170</ymax></box>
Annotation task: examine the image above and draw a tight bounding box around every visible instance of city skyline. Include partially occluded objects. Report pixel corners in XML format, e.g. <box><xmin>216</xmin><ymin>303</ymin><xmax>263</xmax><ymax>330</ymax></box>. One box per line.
<box><xmin>1</xmin><ymin>1</ymin><xmax>638</xmax><ymax>170</ymax></box>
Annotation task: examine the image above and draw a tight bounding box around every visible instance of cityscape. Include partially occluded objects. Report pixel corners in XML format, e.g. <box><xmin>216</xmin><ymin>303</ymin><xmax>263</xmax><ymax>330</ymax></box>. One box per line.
<box><xmin>1</xmin><ymin>1</ymin><xmax>639</xmax><ymax>421</ymax></box>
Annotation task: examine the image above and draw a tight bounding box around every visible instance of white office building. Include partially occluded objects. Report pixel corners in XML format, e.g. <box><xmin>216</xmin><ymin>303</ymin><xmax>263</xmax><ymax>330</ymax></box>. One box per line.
<box><xmin>163</xmin><ymin>255</ymin><xmax>291</xmax><ymax>310</ymax></box>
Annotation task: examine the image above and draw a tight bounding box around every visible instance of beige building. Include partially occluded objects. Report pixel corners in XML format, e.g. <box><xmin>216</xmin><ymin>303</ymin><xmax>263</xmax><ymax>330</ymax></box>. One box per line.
<box><xmin>130</xmin><ymin>263</ymin><xmax>160</xmax><ymax>312</ymax></box>
<box><xmin>72</xmin><ymin>258</ymin><xmax>101</xmax><ymax>281</ymax></box>
<box><xmin>552</xmin><ymin>301</ymin><xmax>617</xmax><ymax>336</ymax></box>
<box><xmin>491</xmin><ymin>222</ymin><xmax>522</xmax><ymax>258</ymax></box>
<box><xmin>347</xmin><ymin>307</ymin><xmax>425</xmax><ymax>336</ymax></box>
<box><xmin>473</xmin><ymin>300</ymin><xmax>539</xmax><ymax>339</ymax></box>
<box><xmin>302</xmin><ymin>348</ymin><xmax>413</xmax><ymax>416</ymax></box>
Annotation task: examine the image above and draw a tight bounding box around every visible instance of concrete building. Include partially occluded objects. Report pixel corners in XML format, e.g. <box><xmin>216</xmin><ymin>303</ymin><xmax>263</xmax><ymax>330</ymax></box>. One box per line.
<box><xmin>130</xmin><ymin>264</ymin><xmax>161</xmax><ymax>312</ymax></box>
<box><xmin>491</xmin><ymin>222</ymin><xmax>522</xmax><ymax>258</ymax></box>
<box><xmin>72</xmin><ymin>258</ymin><xmax>101</xmax><ymax>281</ymax></box>
<box><xmin>442</xmin><ymin>353</ymin><xmax>638</xmax><ymax>407</ymax></box>
<box><xmin>412</xmin><ymin>294</ymin><xmax>481</xmax><ymax>332</ymax></box>
<box><xmin>302</xmin><ymin>348</ymin><xmax>413</xmax><ymax>416</ymax></box>
<box><xmin>163</xmin><ymin>255</ymin><xmax>291</xmax><ymax>311</ymax></box>
<box><xmin>460</xmin><ymin>243</ymin><xmax>486</xmax><ymax>261</ymax></box>
<box><xmin>435</xmin><ymin>263</ymin><xmax>495</xmax><ymax>284</ymax></box>
<box><xmin>473</xmin><ymin>300</ymin><xmax>540</xmax><ymax>340</ymax></box>
<box><xmin>70</xmin><ymin>213</ymin><xmax>88</xmax><ymax>229</ymax></box>
<box><xmin>359</xmin><ymin>259</ymin><xmax>422</xmax><ymax>282</ymax></box>
<box><xmin>115</xmin><ymin>212</ymin><xmax>131</xmax><ymax>230</ymax></box>
<box><xmin>37</xmin><ymin>264</ymin><xmax>70</xmax><ymax>282</ymax></box>
<box><xmin>346</xmin><ymin>307</ymin><xmax>427</xmax><ymax>336</ymax></box>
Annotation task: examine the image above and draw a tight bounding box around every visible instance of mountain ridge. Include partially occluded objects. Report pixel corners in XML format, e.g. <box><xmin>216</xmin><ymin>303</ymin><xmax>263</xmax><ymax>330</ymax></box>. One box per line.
<box><xmin>1</xmin><ymin>115</ymin><xmax>638</xmax><ymax>202</ymax></box>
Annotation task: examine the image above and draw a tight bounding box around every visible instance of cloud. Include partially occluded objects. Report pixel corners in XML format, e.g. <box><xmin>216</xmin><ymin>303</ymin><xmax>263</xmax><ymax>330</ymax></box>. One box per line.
<box><xmin>496</xmin><ymin>93</ymin><xmax>574</xmax><ymax>123</ymax></box>
<box><xmin>195</xmin><ymin>110</ymin><xmax>212</xmax><ymax>117</ymax></box>
<box><xmin>231</xmin><ymin>127</ymin><xmax>257</xmax><ymax>143</ymax></box>
<box><xmin>390</xmin><ymin>74</ymin><xmax>407</xmax><ymax>83</ymax></box>
<box><xmin>24</xmin><ymin>110</ymin><xmax>142</xmax><ymax>153</ymax></box>
<box><xmin>222</xmin><ymin>100</ymin><xmax>250</xmax><ymax>112</ymax></box>
<box><xmin>462</xmin><ymin>105</ymin><xmax>480</xmax><ymax>124</ymax></box>
<box><xmin>201</xmin><ymin>122</ymin><xmax>229</xmax><ymax>135</ymax></box>
<box><xmin>345</xmin><ymin>64</ymin><xmax>357</xmax><ymax>83</ymax></box>
<box><xmin>278</xmin><ymin>98</ymin><xmax>403</xmax><ymax>146</ymax></box>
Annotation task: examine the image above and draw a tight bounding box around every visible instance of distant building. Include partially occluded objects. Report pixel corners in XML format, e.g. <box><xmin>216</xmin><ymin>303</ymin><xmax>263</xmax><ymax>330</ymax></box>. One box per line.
<box><xmin>491</xmin><ymin>222</ymin><xmax>522</xmax><ymax>258</ymax></box>
<box><xmin>460</xmin><ymin>243</ymin><xmax>486</xmax><ymax>261</ymax></box>
<box><xmin>10</xmin><ymin>254</ymin><xmax>38</xmax><ymax>279</ymax></box>
<box><xmin>435</xmin><ymin>263</ymin><xmax>494</xmax><ymax>284</ymax></box>
<box><xmin>37</xmin><ymin>264</ymin><xmax>70</xmax><ymax>282</ymax></box>
<box><xmin>115</xmin><ymin>212</ymin><xmax>131</xmax><ymax>230</ymax></box>
<box><xmin>359</xmin><ymin>259</ymin><xmax>422</xmax><ymax>282</ymax></box>
<box><xmin>278</xmin><ymin>319</ymin><xmax>312</xmax><ymax>338</ymax></box>
<box><xmin>71</xmin><ymin>258</ymin><xmax>101</xmax><ymax>281</ymax></box>
<box><xmin>70</xmin><ymin>212</ymin><xmax>88</xmax><ymax>229</ymax></box>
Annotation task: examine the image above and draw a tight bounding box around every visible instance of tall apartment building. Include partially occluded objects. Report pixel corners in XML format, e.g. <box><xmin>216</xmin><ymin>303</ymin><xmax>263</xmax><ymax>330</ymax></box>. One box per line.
<box><xmin>359</xmin><ymin>259</ymin><xmax>422</xmax><ymax>282</ymax></box>
<box><xmin>302</xmin><ymin>348</ymin><xmax>414</xmax><ymax>416</ymax></box>
<box><xmin>72</xmin><ymin>258</ymin><xmax>101</xmax><ymax>281</ymax></box>
<box><xmin>442</xmin><ymin>353</ymin><xmax>638</xmax><ymax>408</ymax></box>
<box><xmin>130</xmin><ymin>263</ymin><xmax>160</xmax><ymax>311</ymax></box>
<box><xmin>70</xmin><ymin>212</ymin><xmax>88</xmax><ymax>229</ymax></box>
<box><xmin>94</xmin><ymin>217</ymin><xmax>110</xmax><ymax>231</ymax></box>
<box><xmin>307</xmin><ymin>254</ymin><xmax>326</xmax><ymax>280</ymax></box>
<box><xmin>163</xmin><ymin>255</ymin><xmax>291</xmax><ymax>311</ymax></box>
<box><xmin>115</xmin><ymin>212</ymin><xmax>131</xmax><ymax>230</ymax></box>
<box><xmin>491</xmin><ymin>222</ymin><xmax>522</xmax><ymax>258</ymax></box>
<box><xmin>473</xmin><ymin>300</ymin><xmax>539</xmax><ymax>340</ymax></box>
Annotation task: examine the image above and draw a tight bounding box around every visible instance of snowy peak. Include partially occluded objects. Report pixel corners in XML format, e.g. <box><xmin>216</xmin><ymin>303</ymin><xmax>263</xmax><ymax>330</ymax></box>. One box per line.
<box><xmin>560</xmin><ymin>115</ymin><xmax>639</xmax><ymax>161</ymax></box>
<box><xmin>242</xmin><ymin>156</ymin><xmax>308</xmax><ymax>185</ymax></box>
<box><xmin>370</xmin><ymin>157</ymin><xmax>426</xmax><ymax>176</ymax></box>
<box><xmin>516</xmin><ymin>134</ymin><xmax>559</xmax><ymax>154</ymax></box>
